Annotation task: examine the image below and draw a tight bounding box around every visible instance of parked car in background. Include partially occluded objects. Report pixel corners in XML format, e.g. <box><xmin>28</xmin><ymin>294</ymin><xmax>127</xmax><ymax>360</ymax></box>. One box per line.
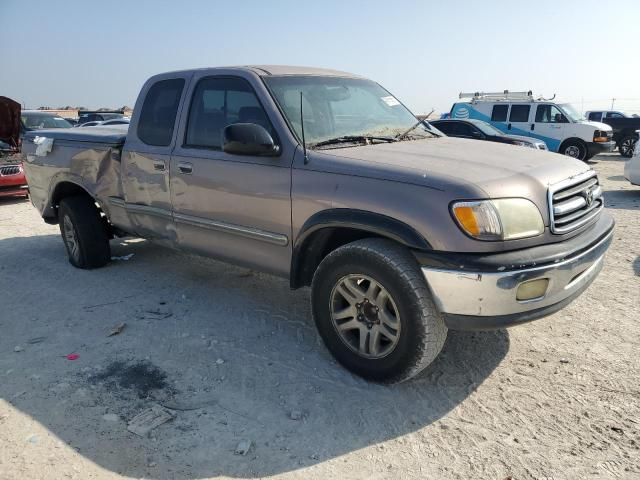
<box><xmin>22</xmin><ymin>66</ymin><xmax>613</xmax><ymax>383</ymax></box>
<box><xmin>585</xmin><ymin>110</ymin><xmax>640</xmax><ymax>157</ymax></box>
<box><xmin>77</xmin><ymin>112</ymin><xmax>125</xmax><ymax>125</ymax></box>
<box><xmin>64</xmin><ymin>118</ymin><xmax>79</xmax><ymax>126</ymax></box>
<box><xmin>0</xmin><ymin>96</ymin><xmax>21</xmax><ymax>151</ymax></box>
<box><xmin>100</xmin><ymin>118</ymin><xmax>131</xmax><ymax>126</ymax></box>
<box><xmin>624</xmin><ymin>130</ymin><xmax>640</xmax><ymax>185</ymax></box>
<box><xmin>430</xmin><ymin>119</ymin><xmax>548</xmax><ymax>150</ymax></box>
<box><xmin>450</xmin><ymin>91</ymin><xmax>614</xmax><ymax>161</ymax></box>
<box><xmin>21</xmin><ymin>111</ymin><xmax>73</xmax><ymax>131</ymax></box>
<box><xmin>0</xmin><ymin>161</ymin><xmax>29</xmax><ymax>199</ymax></box>
<box><xmin>585</xmin><ymin>110</ymin><xmax>629</xmax><ymax>122</ymax></box>
<box><xmin>78</xmin><ymin>121</ymin><xmax>104</xmax><ymax>127</ymax></box>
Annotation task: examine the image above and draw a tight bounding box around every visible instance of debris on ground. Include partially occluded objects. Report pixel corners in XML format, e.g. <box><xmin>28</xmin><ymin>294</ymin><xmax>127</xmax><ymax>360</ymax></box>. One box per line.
<box><xmin>234</xmin><ymin>440</ymin><xmax>252</xmax><ymax>455</ymax></box>
<box><xmin>102</xmin><ymin>413</ymin><xmax>120</xmax><ymax>422</ymax></box>
<box><xmin>107</xmin><ymin>322</ymin><xmax>126</xmax><ymax>337</ymax></box>
<box><xmin>65</xmin><ymin>353</ymin><xmax>79</xmax><ymax>361</ymax></box>
<box><xmin>13</xmin><ymin>346</ymin><xmax>23</xmax><ymax>353</ymax></box>
<box><xmin>27</xmin><ymin>337</ymin><xmax>46</xmax><ymax>344</ymax></box>
<box><xmin>127</xmin><ymin>405</ymin><xmax>174</xmax><ymax>437</ymax></box>
<box><xmin>560</xmin><ymin>358</ymin><xmax>570</xmax><ymax>364</ymax></box>
<box><xmin>111</xmin><ymin>254</ymin><xmax>134</xmax><ymax>261</ymax></box>
<box><xmin>215</xmin><ymin>358</ymin><xmax>225</xmax><ymax>365</ymax></box>
<box><xmin>289</xmin><ymin>410</ymin><xmax>303</xmax><ymax>421</ymax></box>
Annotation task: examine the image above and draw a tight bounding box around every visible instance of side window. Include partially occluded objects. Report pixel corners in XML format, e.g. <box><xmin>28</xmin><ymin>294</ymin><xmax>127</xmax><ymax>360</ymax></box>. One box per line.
<box><xmin>137</xmin><ymin>78</ymin><xmax>185</xmax><ymax>146</ymax></box>
<box><xmin>456</xmin><ymin>123</ymin><xmax>474</xmax><ymax>137</ymax></box>
<box><xmin>509</xmin><ymin>105</ymin><xmax>531</xmax><ymax>122</ymax></box>
<box><xmin>587</xmin><ymin>112</ymin><xmax>601</xmax><ymax>121</ymax></box>
<box><xmin>433</xmin><ymin>122</ymin><xmax>454</xmax><ymax>135</ymax></box>
<box><xmin>609</xmin><ymin>112</ymin><xmax>624</xmax><ymax>118</ymax></box>
<box><xmin>185</xmin><ymin>77</ymin><xmax>274</xmax><ymax>149</ymax></box>
<box><xmin>535</xmin><ymin>105</ymin><xmax>567</xmax><ymax>123</ymax></box>
<box><xmin>491</xmin><ymin>104</ymin><xmax>508</xmax><ymax>122</ymax></box>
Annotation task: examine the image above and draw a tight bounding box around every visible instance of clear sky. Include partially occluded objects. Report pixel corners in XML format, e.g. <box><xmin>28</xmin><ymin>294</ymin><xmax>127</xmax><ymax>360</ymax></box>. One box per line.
<box><xmin>1</xmin><ymin>0</ymin><xmax>639</xmax><ymax>115</ymax></box>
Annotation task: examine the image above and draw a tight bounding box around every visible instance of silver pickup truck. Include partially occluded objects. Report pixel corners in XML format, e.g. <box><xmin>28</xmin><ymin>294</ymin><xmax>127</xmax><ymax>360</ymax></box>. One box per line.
<box><xmin>22</xmin><ymin>66</ymin><xmax>614</xmax><ymax>383</ymax></box>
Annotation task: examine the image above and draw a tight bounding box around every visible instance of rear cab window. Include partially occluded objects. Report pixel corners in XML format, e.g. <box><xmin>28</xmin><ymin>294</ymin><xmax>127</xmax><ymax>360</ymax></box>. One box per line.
<box><xmin>137</xmin><ymin>78</ymin><xmax>185</xmax><ymax>146</ymax></box>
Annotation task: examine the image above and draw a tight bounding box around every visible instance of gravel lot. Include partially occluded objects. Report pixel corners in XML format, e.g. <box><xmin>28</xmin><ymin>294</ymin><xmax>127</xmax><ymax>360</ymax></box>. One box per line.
<box><xmin>0</xmin><ymin>153</ymin><xmax>638</xmax><ymax>480</ymax></box>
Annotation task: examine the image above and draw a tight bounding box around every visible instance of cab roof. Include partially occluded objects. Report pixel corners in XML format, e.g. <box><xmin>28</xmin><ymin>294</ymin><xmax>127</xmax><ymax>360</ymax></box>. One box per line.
<box><xmin>162</xmin><ymin>65</ymin><xmax>363</xmax><ymax>78</ymax></box>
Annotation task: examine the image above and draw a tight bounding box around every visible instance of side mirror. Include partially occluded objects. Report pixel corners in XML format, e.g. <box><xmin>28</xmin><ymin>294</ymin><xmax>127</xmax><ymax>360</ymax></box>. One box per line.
<box><xmin>222</xmin><ymin>123</ymin><xmax>279</xmax><ymax>156</ymax></box>
<box><xmin>471</xmin><ymin>130</ymin><xmax>483</xmax><ymax>139</ymax></box>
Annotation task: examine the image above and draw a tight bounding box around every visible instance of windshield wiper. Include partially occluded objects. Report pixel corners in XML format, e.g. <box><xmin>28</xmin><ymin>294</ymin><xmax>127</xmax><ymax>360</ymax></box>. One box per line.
<box><xmin>311</xmin><ymin>135</ymin><xmax>397</xmax><ymax>149</ymax></box>
<box><xmin>395</xmin><ymin>117</ymin><xmax>441</xmax><ymax>140</ymax></box>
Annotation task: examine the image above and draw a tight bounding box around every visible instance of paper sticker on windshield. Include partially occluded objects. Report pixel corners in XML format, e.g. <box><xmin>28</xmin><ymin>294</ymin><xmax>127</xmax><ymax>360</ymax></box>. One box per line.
<box><xmin>381</xmin><ymin>96</ymin><xmax>401</xmax><ymax>107</ymax></box>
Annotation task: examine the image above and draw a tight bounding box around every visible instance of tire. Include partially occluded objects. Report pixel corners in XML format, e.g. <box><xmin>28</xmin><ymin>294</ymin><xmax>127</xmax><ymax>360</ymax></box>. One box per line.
<box><xmin>58</xmin><ymin>195</ymin><xmax>111</xmax><ymax>269</ymax></box>
<box><xmin>618</xmin><ymin>136</ymin><xmax>637</xmax><ymax>158</ymax></box>
<box><xmin>311</xmin><ymin>238</ymin><xmax>447</xmax><ymax>384</ymax></box>
<box><xmin>560</xmin><ymin>140</ymin><xmax>588</xmax><ymax>161</ymax></box>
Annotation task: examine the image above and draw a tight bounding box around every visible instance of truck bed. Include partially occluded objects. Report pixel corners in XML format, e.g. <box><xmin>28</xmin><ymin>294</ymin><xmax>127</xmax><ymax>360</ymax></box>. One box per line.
<box><xmin>22</xmin><ymin>126</ymin><xmax>127</xmax><ymax>222</ymax></box>
<box><xmin>23</xmin><ymin>125</ymin><xmax>128</xmax><ymax>146</ymax></box>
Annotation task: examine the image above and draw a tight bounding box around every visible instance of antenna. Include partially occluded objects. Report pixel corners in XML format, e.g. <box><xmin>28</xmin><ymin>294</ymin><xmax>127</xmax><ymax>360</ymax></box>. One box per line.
<box><xmin>300</xmin><ymin>91</ymin><xmax>308</xmax><ymax>164</ymax></box>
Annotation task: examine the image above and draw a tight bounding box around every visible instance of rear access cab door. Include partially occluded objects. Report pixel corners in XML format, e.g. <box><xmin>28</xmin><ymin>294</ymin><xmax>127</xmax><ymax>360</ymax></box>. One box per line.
<box><xmin>169</xmin><ymin>69</ymin><xmax>296</xmax><ymax>277</ymax></box>
<box><xmin>118</xmin><ymin>72</ymin><xmax>192</xmax><ymax>244</ymax></box>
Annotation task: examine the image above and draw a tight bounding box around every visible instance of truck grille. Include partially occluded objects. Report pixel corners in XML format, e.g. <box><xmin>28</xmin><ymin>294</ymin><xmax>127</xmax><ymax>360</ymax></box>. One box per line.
<box><xmin>0</xmin><ymin>165</ymin><xmax>21</xmax><ymax>176</ymax></box>
<box><xmin>549</xmin><ymin>171</ymin><xmax>603</xmax><ymax>234</ymax></box>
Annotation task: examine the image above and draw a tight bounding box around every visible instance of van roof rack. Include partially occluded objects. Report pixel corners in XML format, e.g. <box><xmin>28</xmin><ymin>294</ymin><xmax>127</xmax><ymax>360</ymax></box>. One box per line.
<box><xmin>459</xmin><ymin>90</ymin><xmax>534</xmax><ymax>101</ymax></box>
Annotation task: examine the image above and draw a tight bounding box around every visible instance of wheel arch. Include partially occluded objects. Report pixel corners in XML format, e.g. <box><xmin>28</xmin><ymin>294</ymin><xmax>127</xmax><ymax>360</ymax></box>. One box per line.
<box><xmin>290</xmin><ymin>209</ymin><xmax>431</xmax><ymax>289</ymax></box>
<box><xmin>46</xmin><ymin>180</ymin><xmax>96</xmax><ymax>224</ymax></box>
<box><xmin>559</xmin><ymin>137</ymin><xmax>588</xmax><ymax>157</ymax></box>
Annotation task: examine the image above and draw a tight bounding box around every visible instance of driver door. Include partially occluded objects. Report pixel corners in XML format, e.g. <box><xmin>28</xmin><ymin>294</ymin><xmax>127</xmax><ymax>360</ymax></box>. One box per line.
<box><xmin>531</xmin><ymin>104</ymin><xmax>566</xmax><ymax>151</ymax></box>
<box><xmin>169</xmin><ymin>74</ymin><xmax>293</xmax><ymax>276</ymax></box>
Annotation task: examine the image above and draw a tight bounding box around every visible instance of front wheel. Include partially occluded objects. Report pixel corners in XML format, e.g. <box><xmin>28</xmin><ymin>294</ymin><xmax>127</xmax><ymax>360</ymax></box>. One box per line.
<box><xmin>619</xmin><ymin>136</ymin><xmax>637</xmax><ymax>158</ymax></box>
<box><xmin>561</xmin><ymin>140</ymin><xmax>588</xmax><ymax>161</ymax></box>
<box><xmin>311</xmin><ymin>238</ymin><xmax>447</xmax><ymax>384</ymax></box>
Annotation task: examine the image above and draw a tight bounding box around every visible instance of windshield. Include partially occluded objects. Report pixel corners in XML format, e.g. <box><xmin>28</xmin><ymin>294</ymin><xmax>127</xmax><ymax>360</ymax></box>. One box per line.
<box><xmin>22</xmin><ymin>114</ymin><xmax>72</xmax><ymax>129</ymax></box>
<box><xmin>469</xmin><ymin>120</ymin><xmax>505</xmax><ymax>136</ymax></box>
<box><xmin>263</xmin><ymin>76</ymin><xmax>433</xmax><ymax>146</ymax></box>
<box><xmin>558</xmin><ymin>104</ymin><xmax>581</xmax><ymax>122</ymax></box>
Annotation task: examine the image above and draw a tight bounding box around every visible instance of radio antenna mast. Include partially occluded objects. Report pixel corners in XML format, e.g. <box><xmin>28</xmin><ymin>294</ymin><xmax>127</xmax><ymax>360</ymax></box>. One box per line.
<box><xmin>300</xmin><ymin>91</ymin><xmax>308</xmax><ymax>164</ymax></box>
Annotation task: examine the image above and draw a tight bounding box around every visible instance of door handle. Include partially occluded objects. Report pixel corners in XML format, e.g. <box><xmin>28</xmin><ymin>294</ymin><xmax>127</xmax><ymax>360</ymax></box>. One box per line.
<box><xmin>178</xmin><ymin>162</ymin><xmax>193</xmax><ymax>174</ymax></box>
<box><xmin>153</xmin><ymin>161</ymin><xmax>166</xmax><ymax>171</ymax></box>
<box><xmin>531</xmin><ymin>123</ymin><xmax>535</xmax><ymax>131</ymax></box>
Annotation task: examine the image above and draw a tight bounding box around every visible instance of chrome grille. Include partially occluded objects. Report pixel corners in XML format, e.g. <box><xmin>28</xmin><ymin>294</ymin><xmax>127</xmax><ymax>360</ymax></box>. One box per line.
<box><xmin>0</xmin><ymin>165</ymin><xmax>21</xmax><ymax>176</ymax></box>
<box><xmin>549</xmin><ymin>171</ymin><xmax>603</xmax><ymax>234</ymax></box>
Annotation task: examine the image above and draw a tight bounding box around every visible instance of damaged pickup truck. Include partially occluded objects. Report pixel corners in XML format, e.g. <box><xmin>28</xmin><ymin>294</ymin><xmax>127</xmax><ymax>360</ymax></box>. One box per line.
<box><xmin>22</xmin><ymin>66</ymin><xmax>614</xmax><ymax>383</ymax></box>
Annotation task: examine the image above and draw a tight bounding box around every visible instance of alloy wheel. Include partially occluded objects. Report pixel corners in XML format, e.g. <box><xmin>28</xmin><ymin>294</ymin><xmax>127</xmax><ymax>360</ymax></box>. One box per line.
<box><xmin>329</xmin><ymin>274</ymin><xmax>401</xmax><ymax>359</ymax></box>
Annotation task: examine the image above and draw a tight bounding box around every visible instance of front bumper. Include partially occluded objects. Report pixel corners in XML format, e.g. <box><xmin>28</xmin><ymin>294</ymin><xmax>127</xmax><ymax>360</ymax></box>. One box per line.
<box><xmin>588</xmin><ymin>140</ymin><xmax>615</xmax><ymax>156</ymax></box>
<box><xmin>417</xmin><ymin>213</ymin><xmax>614</xmax><ymax>330</ymax></box>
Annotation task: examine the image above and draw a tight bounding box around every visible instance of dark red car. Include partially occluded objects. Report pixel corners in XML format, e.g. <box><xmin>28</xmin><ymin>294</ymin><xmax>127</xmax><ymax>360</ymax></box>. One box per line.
<box><xmin>0</xmin><ymin>96</ymin><xmax>29</xmax><ymax>199</ymax></box>
<box><xmin>0</xmin><ymin>162</ymin><xmax>28</xmax><ymax>198</ymax></box>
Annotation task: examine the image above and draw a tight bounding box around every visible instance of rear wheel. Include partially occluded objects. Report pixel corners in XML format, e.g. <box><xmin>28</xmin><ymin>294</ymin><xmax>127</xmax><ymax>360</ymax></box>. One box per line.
<box><xmin>58</xmin><ymin>196</ymin><xmax>111</xmax><ymax>269</ymax></box>
<box><xmin>311</xmin><ymin>238</ymin><xmax>447</xmax><ymax>384</ymax></box>
<box><xmin>561</xmin><ymin>140</ymin><xmax>587</xmax><ymax>161</ymax></box>
<box><xmin>619</xmin><ymin>136</ymin><xmax>637</xmax><ymax>158</ymax></box>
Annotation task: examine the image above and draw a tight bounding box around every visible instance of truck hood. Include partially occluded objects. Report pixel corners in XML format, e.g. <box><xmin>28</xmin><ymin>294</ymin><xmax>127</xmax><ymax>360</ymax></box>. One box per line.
<box><xmin>580</xmin><ymin>120</ymin><xmax>611</xmax><ymax>131</ymax></box>
<box><xmin>318</xmin><ymin>137</ymin><xmax>592</xmax><ymax>199</ymax></box>
<box><xmin>0</xmin><ymin>96</ymin><xmax>21</xmax><ymax>149</ymax></box>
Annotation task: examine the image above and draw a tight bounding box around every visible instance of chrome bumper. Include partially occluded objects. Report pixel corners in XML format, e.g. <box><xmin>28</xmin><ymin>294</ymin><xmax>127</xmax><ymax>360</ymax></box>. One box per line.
<box><xmin>421</xmin><ymin>229</ymin><xmax>613</xmax><ymax>325</ymax></box>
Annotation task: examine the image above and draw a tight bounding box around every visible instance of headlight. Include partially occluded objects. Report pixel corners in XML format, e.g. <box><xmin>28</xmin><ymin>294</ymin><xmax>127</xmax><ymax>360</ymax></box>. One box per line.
<box><xmin>451</xmin><ymin>198</ymin><xmax>544</xmax><ymax>240</ymax></box>
<box><xmin>512</xmin><ymin>140</ymin><xmax>535</xmax><ymax>148</ymax></box>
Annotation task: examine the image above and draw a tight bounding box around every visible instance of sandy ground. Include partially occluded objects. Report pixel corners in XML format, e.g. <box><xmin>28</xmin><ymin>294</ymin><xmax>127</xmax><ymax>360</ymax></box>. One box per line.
<box><xmin>0</xmin><ymin>153</ymin><xmax>638</xmax><ymax>480</ymax></box>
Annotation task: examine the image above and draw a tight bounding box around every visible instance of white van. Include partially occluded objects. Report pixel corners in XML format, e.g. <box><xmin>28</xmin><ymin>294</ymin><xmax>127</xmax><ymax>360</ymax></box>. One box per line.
<box><xmin>450</xmin><ymin>91</ymin><xmax>615</xmax><ymax>160</ymax></box>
